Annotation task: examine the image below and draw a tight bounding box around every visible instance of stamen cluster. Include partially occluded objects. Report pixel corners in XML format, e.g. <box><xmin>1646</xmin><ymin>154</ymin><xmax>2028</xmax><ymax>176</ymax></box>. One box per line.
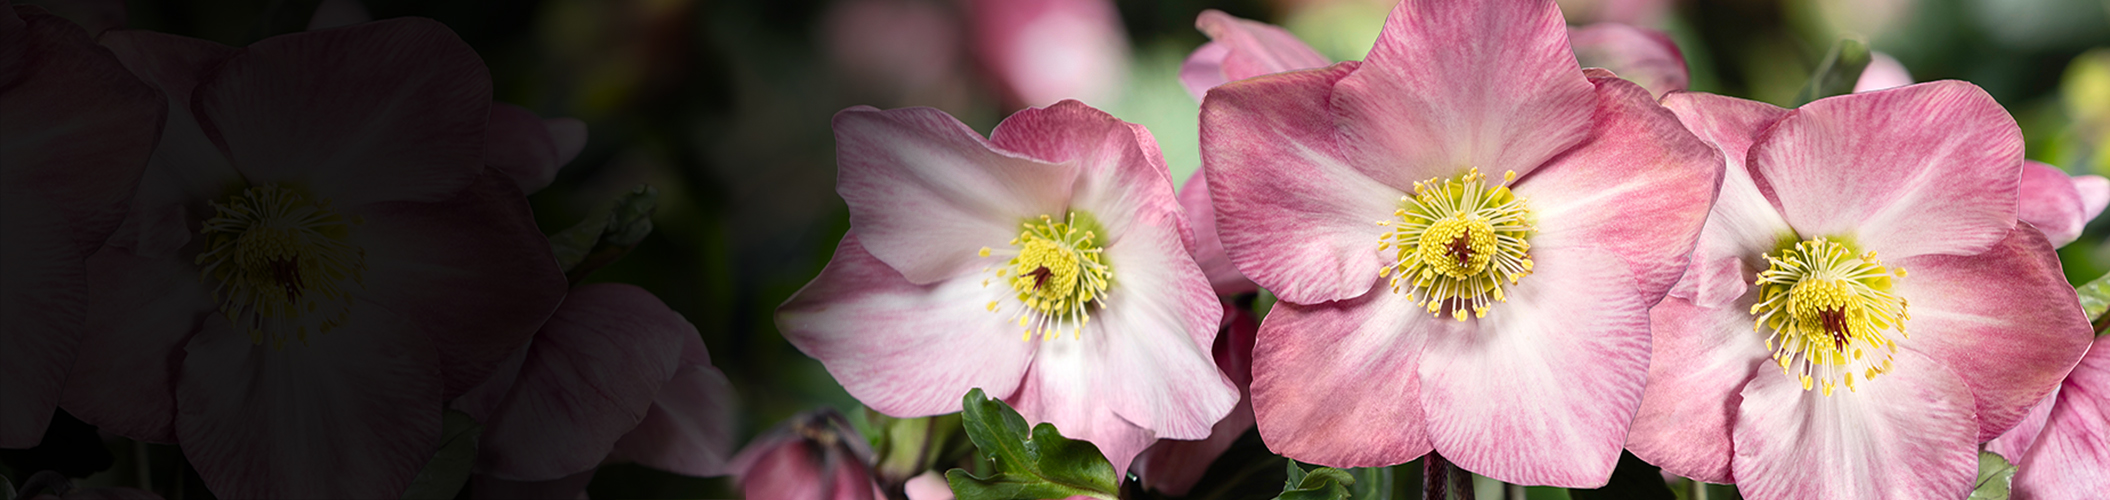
<box><xmin>1750</xmin><ymin>238</ymin><xmax>1909</xmax><ymax>396</ymax></box>
<box><xmin>979</xmin><ymin>212</ymin><xmax>1113</xmax><ymax>341</ymax></box>
<box><xmin>1377</xmin><ymin>168</ymin><xmax>1536</xmax><ymax>320</ymax></box>
<box><xmin>196</xmin><ymin>184</ymin><xmax>367</xmax><ymax>348</ymax></box>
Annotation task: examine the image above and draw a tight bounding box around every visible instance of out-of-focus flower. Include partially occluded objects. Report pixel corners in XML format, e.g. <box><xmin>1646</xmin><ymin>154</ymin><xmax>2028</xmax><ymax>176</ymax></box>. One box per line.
<box><xmin>903</xmin><ymin>470</ymin><xmax>955</xmax><ymax>500</ymax></box>
<box><xmin>1203</xmin><ymin>0</ymin><xmax>1720</xmax><ymax>487</ymax></box>
<box><xmin>1630</xmin><ymin>84</ymin><xmax>2090</xmax><ymax>498</ymax></box>
<box><xmin>731</xmin><ymin>411</ymin><xmax>887</xmax><ymax>500</ymax></box>
<box><xmin>964</xmin><ymin>0</ymin><xmax>1129</xmax><ymax>108</ymax></box>
<box><xmin>2019</xmin><ymin>161</ymin><xmax>2110</xmax><ymax>247</ymax></box>
<box><xmin>778</xmin><ymin>101</ymin><xmax>1238</xmax><ymax>477</ymax></box>
<box><xmin>1569</xmin><ymin>22</ymin><xmax>1688</xmax><ymax>97</ymax></box>
<box><xmin>1556</xmin><ymin>0</ymin><xmax>1671</xmax><ymax>26</ymax></box>
<box><xmin>451</xmin><ymin>283</ymin><xmax>737</xmax><ymax>499</ymax></box>
<box><xmin>1129</xmin><ymin>303</ymin><xmax>1257</xmax><ymax>496</ymax></box>
<box><xmin>1177</xmin><ymin>9</ymin><xmax>1332</xmax><ymax>101</ymax></box>
<box><xmin>1986</xmin><ymin>335</ymin><xmax>2109</xmax><ymax>499</ymax></box>
<box><xmin>822</xmin><ymin>0</ymin><xmax>965</xmax><ymax>106</ymax></box>
<box><xmin>1853</xmin><ymin>52</ymin><xmax>1913</xmax><ymax>93</ymax></box>
<box><xmin>60</xmin><ymin>19</ymin><xmax>568</xmax><ymax>498</ymax></box>
<box><xmin>0</xmin><ymin>2</ymin><xmax>163</xmax><ymax>448</ymax></box>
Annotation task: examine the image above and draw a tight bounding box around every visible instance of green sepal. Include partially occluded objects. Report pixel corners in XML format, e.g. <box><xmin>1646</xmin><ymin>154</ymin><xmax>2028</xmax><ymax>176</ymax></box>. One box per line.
<box><xmin>548</xmin><ymin>185</ymin><xmax>658</xmax><ymax>284</ymax></box>
<box><xmin>2073</xmin><ymin>272</ymin><xmax>2110</xmax><ymax>324</ymax></box>
<box><xmin>943</xmin><ymin>388</ymin><xmax>1119</xmax><ymax>500</ymax></box>
<box><xmin>1969</xmin><ymin>451</ymin><xmax>2016</xmax><ymax>500</ymax></box>
<box><xmin>860</xmin><ymin>408</ymin><xmax>971</xmax><ymax>488</ymax></box>
<box><xmin>1276</xmin><ymin>461</ymin><xmax>1356</xmax><ymax>500</ymax></box>
<box><xmin>1793</xmin><ymin>37</ymin><xmax>1872</xmax><ymax>106</ymax></box>
<box><xmin>401</xmin><ymin>409</ymin><xmax>482</xmax><ymax>500</ymax></box>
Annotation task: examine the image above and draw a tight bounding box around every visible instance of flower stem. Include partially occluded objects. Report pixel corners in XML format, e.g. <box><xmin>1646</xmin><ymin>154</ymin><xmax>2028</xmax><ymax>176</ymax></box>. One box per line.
<box><xmin>1424</xmin><ymin>452</ymin><xmax>1475</xmax><ymax>500</ymax></box>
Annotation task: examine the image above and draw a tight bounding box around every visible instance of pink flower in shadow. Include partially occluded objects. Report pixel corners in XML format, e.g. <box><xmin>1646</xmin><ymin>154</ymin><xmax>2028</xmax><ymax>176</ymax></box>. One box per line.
<box><xmin>964</xmin><ymin>0</ymin><xmax>1128</xmax><ymax>108</ymax></box>
<box><xmin>730</xmin><ymin>411</ymin><xmax>887</xmax><ymax>500</ymax></box>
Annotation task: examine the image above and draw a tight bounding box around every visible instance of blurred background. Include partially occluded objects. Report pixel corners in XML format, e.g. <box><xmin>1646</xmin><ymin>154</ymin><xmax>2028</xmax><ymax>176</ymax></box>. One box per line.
<box><xmin>11</xmin><ymin>0</ymin><xmax>2110</xmax><ymax>497</ymax></box>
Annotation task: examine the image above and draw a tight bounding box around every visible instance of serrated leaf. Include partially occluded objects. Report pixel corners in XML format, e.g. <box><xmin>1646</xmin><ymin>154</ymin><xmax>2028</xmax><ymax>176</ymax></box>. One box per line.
<box><xmin>1793</xmin><ymin>37</ymin><xmax>1872</xmax><ymax>106</ymax></box>
<box><xmin>548</xmin><ymin>185</ymin><xmax>658</xmax><ymax>284</ymax></box>
<box><xmin>1970</xmin><ymin>451</ymin><xmax>2015</xmax><ymax>500</ymax></box>
<box><xmin>945</xmin><ymin>388</ymin><xmax>1119</xmax><ymax>500</ymax></box>
<box><xmin>401</xmin><ymin>410</ymin><xmax>481</xmax><ymax>500</ymax></box>
<box><xmin>2074</xmin><ymin>272</ymin><xmax>2110</xmax><ymax>322</ymax></box>
<box><xmin>1276</xmin><ymin>461</ymin><xmax>1355</xmax><ymax>500</ymax></box>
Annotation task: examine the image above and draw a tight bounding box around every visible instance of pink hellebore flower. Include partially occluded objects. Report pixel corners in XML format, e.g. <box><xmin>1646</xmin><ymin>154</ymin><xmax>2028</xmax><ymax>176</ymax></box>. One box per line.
<box><xmin>1986</xmin><ymin>335</ymin><xmax>2110</xmax><ymax>499</ymax></box>
<box><xmin>1129</xmin><ymin>303</ymin><xmax>1257</xmax><ymax>496</ymax></box>
<box><xmin>731</xmin><ymin>411</ymin><xmax>887</xmax><ymax>500</ymax></box>
<box><xmin>1568</xmin><ymin>22</ymin><xmax>1688</xmax><ymax>97</ymax></box>
<box><xmin>61</xmin><ymin>19</ymin><xmax>568</xmax><ymax>498</ymax></box>
<box><xmin>0</xmin><ymin>2</ymin><xmax>162</xmax><ymax>448</ymax></box>
<box><xmin>1628</xmin><ymin>83</ymin><xmax>2092</xmax><ymax>498</ymax></box>
<box><xmin>1202</xmin><ymin>0</ymin><xmax>1721</xmax><ymax>487</ymax></box>
<box><xmin>452</xmin><ymin>284</ymin><xmax>738</xmax><ymax>499</ymax></box>
<box><xmin>778</xmin><ymin>100</ymin><xmax>1239</xmax><ymax>476</ymax></box>
<box><xmin>964</xmin><ymin>0</ymin><xmax>1129</xmax><ymax>108</ymax></box>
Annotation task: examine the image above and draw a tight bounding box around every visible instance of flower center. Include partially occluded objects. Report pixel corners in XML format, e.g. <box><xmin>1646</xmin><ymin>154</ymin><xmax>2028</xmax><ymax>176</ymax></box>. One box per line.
<box><xmin>1749</xmin><ymin>238</ymin><xmax>1909</xmax><ymax>396</ymax></box>
<box><xmin>979</xmin><ymin>212</ymin><xmax>1112</xmax><ymax>341</ymax></box>
<box><xmin>1378</xmin><ymin>168</ymin><xmax>1535</xmax><ymax>321</ymax></box>
<box><xmin>196</xmin><ymin>185</ymin><xmax>366</xmax><ymax>348</ymax></box>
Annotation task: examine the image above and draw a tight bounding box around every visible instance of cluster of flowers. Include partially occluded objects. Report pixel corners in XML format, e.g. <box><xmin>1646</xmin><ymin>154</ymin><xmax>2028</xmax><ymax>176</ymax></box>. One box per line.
<box><xmin>781</xmin><ymin>0</ymin><xmax>2110</xmax><ymax>498</ymax></box>
<box><xmin>0</xmin><ymin>2</ymin><xmax>735</xmax><ymax>498</ymax></box>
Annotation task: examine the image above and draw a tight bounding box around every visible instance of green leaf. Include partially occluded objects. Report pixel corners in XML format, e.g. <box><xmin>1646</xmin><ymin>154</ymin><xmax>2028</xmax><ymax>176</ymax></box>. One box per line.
<box><xmin>401</xmin><ymin>410</ymin><xmax>482</xmax><ymax>500</ymax></box>
<box><xmin>2074</xmin><ymin>272</ymin><xmax>2110</xmax><ymax>322</ymax></box>
<box><xmin>1276</xmin><ymin>461</ymin><xmax>1355</xmax><ymax>500</ymax></box>
<box><xmin>548</xmin><ymin>185</ymin><xmax>658</xmax><ymax>284</ymax></box>
<box><xmin>1970</xmin><ymin>451</ymin><xmax>2016</xmax><ymax>500</ymax></box>
<box><xmin>944</xmin><ymin>388</ymin><xmax>1120</xmax><ymax>500</ymax></box>
<box><xmin>1793</xmin><ymin>37</ymin><xmax>1872</xmax><ymax>106</ymax></box>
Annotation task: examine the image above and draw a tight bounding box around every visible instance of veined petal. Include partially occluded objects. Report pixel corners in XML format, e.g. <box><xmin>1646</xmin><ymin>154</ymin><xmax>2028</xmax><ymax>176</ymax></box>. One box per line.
<box><xmin>1568</xmin><ymin>23</ymin><xmax>1689</xmax><ymax>97</ymax></box>
<box><xmin>1178</xmin><ymin>42</ymin><xmax>1231</xmax><ymax>100</ymax></box>
<box><xmin>777</xmin><ymin>234</ymin><xmax>1036</xmax><ymax>417</ymax></box>
<box><xmin>986</xmin><ymin>100</ymin><xmax>1174</xmax><ymax>245</ymax></box>
<box><xmin>608</xmin><ymin>334</ymin><xmax>739</xmax><ymax>478</ymax></box>
<box><xmin>98</xmin><ymin>30</ymin><xmax>245</xmax><ymax>258</ymax></box>
<box><xmin>1005</xmin><ymin>345</ymin><xmax>1162</xmax><ymax>477</ymax></box>
<box><xmin>1132</xmin><ymin>304</ymin><xmax>1257</xmax><ymax>496</ymax></box>
<box><xmin>2011</xmin><ymin>341</ymin><xmax>2110</xmax><ymax>499</ymax></box>
<box><xmin>1088</xmin><ymin>208</ymin><xmax>1236</xmax><ymax>439</ymax></box>
<box><xmin>1188</xmin><ymin>10</ymin><xmax>1329</xmax><ymax>93</ymax></box>
<box><xmin>1417</xmin><ymin>246</ymin><xmax>1652</xmax><ymax>488</ymax></box>
<box><xmin>1750</xmin><ymin>81</ymin><xmax>2023</xmax><ymax>259</ymax></box>
<box><xmin>1200</xmin><ymin>61</ymin><xmax>1400</xmax><ymax>305</ymax></box>
<box><xmin>1892</xmin><ymin>224</ymin><xmax>2092</xmax><ymax>441</ymax></box>
<box><xmin>63</xmin><ymin>247</ymin><xmax>215</xmax><ymax>444</ymax></box>
<box><xmin>1986</xmin><ymin>387</ymin><xmax>2056</xmax><ymax>463</ymax></box>
<box><xmin>1657</xmin><ymin>92</ymin><xmax>1792</xmax><ymax>308</ymax></box>
<box><xmin>1177</xmin><ymin>170</ymin><xmax>1256</xmax><ymax>296</ymax></box>
<box><xmin>834</xmin><ymin>105</ymin><xmax>1076</xmax><ymax>284</ymax></box>
<box><xmin>1250</xmin><ymin>282</ymin><xmax>1433</xmax><ymax>468</ymax></box>
<box><xmin>1626</xmin><ymin>295</ymin><xmax>1770</xmax><ymax>483</ymax></box>
<box><xmin>2018</xmin><ymin>161</ymin><xmax>2097</xmax><ymax>247</ymax></box>
<box><xmin>1335</xmin><ymin>0</ymin><xmax>1596</xmax><ymax>183</ymax></box>
<box><xmin>1730</xmin><ymin>349</ymin><xmax>1978</xmax><ymax>500</ymax></box>
<box><xmin>1515</xmin><ymin>76</ymin><xmax>1722</xmax><ymax>303</ymax></box>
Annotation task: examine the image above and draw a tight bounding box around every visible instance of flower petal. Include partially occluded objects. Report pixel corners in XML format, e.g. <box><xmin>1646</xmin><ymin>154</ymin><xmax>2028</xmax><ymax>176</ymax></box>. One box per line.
<box><xmin>1626</xmin><ymin>295</ymin><xmax>1770</xmax><ymax>483</ymax></box>
<box><xmin>1514</xmin><ymin>76</ymin><xmax>1722</xmax><ymax>303</ymax></box>
<box><xmin>1249</xmin><ymin>281</ymin><xmax>1433</xmax><ymax>468</ymax></box>
<box><xmin>351</xmin><ymin>170</ymin><xmax>568</xmax><ymax>400</ymax></box>
<box><xmin>608</xmin><ymin>333</ymin><xmax>740</xmax><ymax>478</ymax></box>
<box><xmin>1749</xmin><ymin>81</ymin><xmax>2023</xmax><ymax>259</ymax></box>
<box><xmin>986</xmin><ymin>100</ymin><xmax>1175</xmax><ymax>245</ymax></box>
<box><xmin>1182</xmin><ymin>9</ymin><xmax>1330</xmax><ymax>99</ymax></box>
<box><xmin>1179</xmin><ymin>42</ymin><xmax>1231</xmax><ymax>101</ymax></box>
<box><xmin>2011</xmin><ymin>341</ymin><xmax>2110</xmax><ymax>499</ymax></box>
<box><xmin>62</xmin><ymin>248</ymin><xmax>214</xmax><ymax>444</ymax></box>
<box><xmin>1084</xmin><ymin>209</ymin><xmax>1236</xmax><ymax>440</ymax></box>
<box><xmin>175</xmin><ymin>309</ymin><xmax>442</xmax><ymax>499</ymax></box>
<box><xmin>1657</xmin><ymin>92</ymin><xmax>1792</xmax><ymax>308</ymax></box>
<box><xmin>1986</xmin><ymin>387</ymin><xmax>2055</xmax><ymax>463</ymax></box>
<box><xmin>1892</xmin><ymin>224</ymin><xmax>2093</xmax><ymax>441</ymax></box>
<box><xmin>833</xmin><ymin>105</ymin><xmax>1076</xmax><ymax>284</ymax></box>
<box><xmin>2018</xmin><ymin>161</ymin><xmax>2096</xmax><ymax>247</ymax></box>
<box><xmin>1417</xmin><ymin>246</ymin><xmax>1652</xmax><ymax>488</ymax></box>
<box><xmin>193</xmin><ymin>17</ymin><xmax>491</xmax><ymax>206</ymax></box>
<box><xmin>1177</xmin><ymin>170</ymin><xmax>1256</xmax><ymax>296</ymax></box>
<box><xmin>0</xmin><ymin>202</ymin><xmax>86</xmax><ymax>448</ymax></box>
<box><xmin>483</xmin><ymin>102</ymin><xmax>563</xmax><ymax>195</ymax></box>
<box><xmin>1730</xmin><ymin>349</ymin><xmax>1978</xmax><ymax>500</ymax></box>
<box><xmin>474</xmin><ymin>284</ymin><xmax>689</xmax><ymax>481</ymax></box>
<box><xmin>1853</xmin><ymin>52</ymin><xmax>1913</xmax><ymax>93</ymax></box>
<box><xmin>1003</xmin><ymin>350</ymin><xmax>1162</xmax><ymax>477</ymax></box>
<box><xmin>1199</xmin><ymin>61</ymin><xmax>1400</xmax><ymax>304</ymax></box>
<box><xmin>1335</xmin><ymin>0</ymin><xmax>1597</xmax><ymax>183</ymax></box>
<box><xmin>1132</xmin><ymin>304</ymin><xmax>1257</xmax><ymax>496</ymax></box>
<box><xmin>777</xmin><ymin>234</ymin><xmax>1037</xmax><ymax>417</ymax></box>
<box><xmin>1568</xmin><ymin>23</ymin><xmax>1688</xmax><ymax>97</ymax></box>
<box><xmin>97</xmin><ymin>30</ymin><xmax>245</xmax><ymax>258</ymax></box>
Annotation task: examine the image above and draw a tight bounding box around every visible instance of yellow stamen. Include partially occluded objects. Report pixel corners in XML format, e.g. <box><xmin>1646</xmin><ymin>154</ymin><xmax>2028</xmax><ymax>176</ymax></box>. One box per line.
<box><xmin>1375</xmin><ymin>167</ymin><xmax>1535</xmax><ymax>320</ymax></box>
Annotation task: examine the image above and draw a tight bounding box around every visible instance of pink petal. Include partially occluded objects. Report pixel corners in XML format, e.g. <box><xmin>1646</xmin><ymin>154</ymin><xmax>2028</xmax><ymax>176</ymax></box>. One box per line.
<box><xmin>2018</xmin><ymin>161</ymin><xmax>2096</xmax><ymax>247</ymax></box>
<box><xmin>777</xmin><ymin>234</ymin><xmax>1037</xmax><ymax>417</ymax></box>
<box><xmin>1249</xmin><ymin>282</ymin><xmax>1433</xmax><ymax>468</ymax></box>
<box><xmin>608</xmin><ymin>333</ymin><xmax>739</xmax><ymax>478</ymax></box>
<box><xmin>832</xmin><ymin>105</ymin><xmax>1076</xmax><ymax>284</ymax></box>
<box><xmin>1180</xmin><ymin>9</ymin><xmax>1330</xmax><ymax>99</ymax></box>
<box><xmin>965</xmin><ymin>0</ymin><xmax>1128</xmax><ymax>108</ymax></box>
<box><xmin>175</xmin><ymin>310</ymin><xmax>443</xmax><ymax>499</ymax></box>
<box><xmin>473</xmin><ymin>284</ymin><xmax>690</xmax><ymax>481</ymax></box>
<box><xmin>484</xmin><ymin>102</ymin><xmax>564</xmax><ymax>195</ymax></box>
<box><xmin>1417</xmin><ymin>247</ymin><xmax>1652</xmax><ymax>488</ymax></box>
<box><xmin>1199</xmin><ymin>61</ymin><xmax>1401</xmax><ymax>304</ymax></box>
<box><xmin>1336</xmin><ymin>0</ymin><xmax>1598</xmax><ymax>183</ymax></box>
<box><xmin>1568</xmin><ymin>23</ymin><xmax>1689</xmax><ymax>97</ymax></box>
<box><xmin>1853</xmin><ymin>52</ymin><xmax>1913</xmax><ymax>93</ymax></box>
<box><xmin>1749</xmin><ymin>81</ymin><xmax>2024</xmax><ymax>260</ymax></box>
<box><xmin>546</xmin><ymin>118</ymin><xmax>587</xmax><ymax>167</ymax></box>
<box><xmin>96</xmin><ymin>30</ymin><xmax>245</xmax><ymax>258</ymax></box>
<box><xmin>1891</xmin><ymin>224</ymin><xmax>2093</xmax><ymax>441</ymax></box>
<box><xmin>1513</xmin><ymin>76</ymin><xmax>1722</xmax><ymax>303</ymax></box>
<box><xmin>1178</xmin><ymin>170</ymin><xmax>1256</xmax><ymax>296</ymax></box>
<box><xmin>62</xmin><ymin>248</ymin><xmax>214</xmax><ymax>444</ymax></box>
<box><xmin>351</xmin><ymin>170</ymin><xmax>568</xmax><ymax>400</ymax></box>
<box><xmin>193</xmin><ymin>17</ymin><xmax>491</xmax><ymax>206</ymax></box>
<box><xmin>468</xmin><ymin>470</ymin><xmax>594</xmax><ymax>500</ymax></box>
<box><xmin>1625</xmin><ymin>296</ymin><xmax>1770</xmax><ymax>483</ymax></box>
<box><xmin>1004</xmin><ymin>357</ymin><xmax>1162</xmax><ymax>478</ymax></box>
<box><xmin>1730</xmin><ymin>349</ymin><xmax>1979</xmax><ymax>500</ymax></box>
<box><xmin>1178</xmin><ymin>42</ymin><xmax>1231</xmax><ymax>101</ymax></box>
<box><xmin>1657</xmin><ymin>92</ymin><xmax>1792</xmax><ymax>308</ymax></box>
<box><xmin>1080</xmin><ymin>209</ymin><xmax>1235</xmax><ymax>440</ymax></box>
<box><xmin>1986</xmin><ymin>387</ymin><xmax>2055</xmax><ymax>463</ymax></box>
<box><xmin>0</xmin><ymin>6</ymin><xmax>163</xmax><ymax>447</ymax></box>
<box><xmin>985</xmin><ymin>100</ymin><xmax>1176</xmax><ymax>245</ymax></box>
<box><xmin>732</xmin><ymin>412</ymin><xmax>883</xmax><ymax>500</ymax></box>
<box><xmin>1132</xmin><ymin>305</ymin><xmax>1257</xmax><ymax>496</ymax></box>
<box><xmin>904</xmin><ymin>471</ymin><xmax>955</xmax><ymax>500</ymax></box>
<box><xmin>2011</xmin><ymin>341</ymin><xmax>2110</xmax><ymax>499</ymax></box>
